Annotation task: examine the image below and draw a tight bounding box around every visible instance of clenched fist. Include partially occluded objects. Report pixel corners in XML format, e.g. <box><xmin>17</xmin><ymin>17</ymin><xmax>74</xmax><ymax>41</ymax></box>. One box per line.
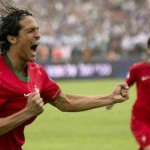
<box><xmin>112</xmin><ymin>83</ymin><xmax>129</xmax><ymax>104</ymax></box>
<box><xmin>25</xmin><ymin>92</ymin><xmax>44</xmax><ymax>116</ymax></box>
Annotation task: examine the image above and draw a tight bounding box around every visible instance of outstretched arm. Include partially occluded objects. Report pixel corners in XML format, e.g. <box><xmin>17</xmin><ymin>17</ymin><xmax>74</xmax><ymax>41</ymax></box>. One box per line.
<box><xmin>49</xmin><ymin>83</ymin><xmax>129</xmax><ymax>112</ymax></box>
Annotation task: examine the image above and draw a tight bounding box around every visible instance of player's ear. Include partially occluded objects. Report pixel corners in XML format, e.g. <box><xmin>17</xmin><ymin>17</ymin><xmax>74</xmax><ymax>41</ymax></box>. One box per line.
<box><xmin>7</xmin><ymin>35</ymin><xmax>17</xmax><ymax>44</ymax></box>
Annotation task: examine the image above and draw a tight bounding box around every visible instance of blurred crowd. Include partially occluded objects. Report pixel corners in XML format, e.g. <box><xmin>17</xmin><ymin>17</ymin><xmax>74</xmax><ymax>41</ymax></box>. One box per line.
<box><xmin>9</xmin><ymin>0</ymin><xmax>150</xmax><ymax>63</ymax></box>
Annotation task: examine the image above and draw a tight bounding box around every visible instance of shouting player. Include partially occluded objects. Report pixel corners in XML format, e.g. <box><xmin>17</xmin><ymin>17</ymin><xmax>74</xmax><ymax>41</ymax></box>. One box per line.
<box><xmin>0</xmin><ymin>1</ymin><xmax>129</xmax><ymax>149</ymax></box>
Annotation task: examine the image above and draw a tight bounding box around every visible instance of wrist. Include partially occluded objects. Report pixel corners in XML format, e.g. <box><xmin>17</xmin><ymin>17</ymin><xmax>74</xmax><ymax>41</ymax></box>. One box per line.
<box><xmin>110</xmin><ymin>93</ymin><xmax>116</xmax><ymax>104</ymax></box>
<box><xmin>22</xmin><ymin>107</ymin><xmax>35</xmax><ymax>119</ymax></box>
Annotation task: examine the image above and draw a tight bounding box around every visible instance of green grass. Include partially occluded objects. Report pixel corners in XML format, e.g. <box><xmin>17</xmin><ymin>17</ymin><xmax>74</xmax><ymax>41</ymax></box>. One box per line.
<box><xmin>23</xmin><ymin>78</ymin><xmax>138</xmax><ymax>150</ymax></box>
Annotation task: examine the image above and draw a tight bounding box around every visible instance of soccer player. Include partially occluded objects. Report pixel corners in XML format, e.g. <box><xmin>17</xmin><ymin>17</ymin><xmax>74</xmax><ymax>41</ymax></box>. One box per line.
<box><xmin>106</xmin><ymin>37</ymin><xmax>150</xmax><ymax>150</ymax></box>
<box><xmin>125</xmin><ymin>37</ymin><xmax>150</xmax><ymax>150</ymax></box>
<box><xmin>0</xmin><ymin>1</ymin><xmax>129</xmax><ymax>149</ymax></box>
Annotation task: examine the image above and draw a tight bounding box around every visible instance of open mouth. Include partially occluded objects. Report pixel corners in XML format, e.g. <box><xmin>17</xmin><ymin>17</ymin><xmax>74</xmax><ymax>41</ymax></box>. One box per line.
<box><xmin>31</xmin><ymin>42</ymin><xmax>39</xmax><ymax>51</ymax></box>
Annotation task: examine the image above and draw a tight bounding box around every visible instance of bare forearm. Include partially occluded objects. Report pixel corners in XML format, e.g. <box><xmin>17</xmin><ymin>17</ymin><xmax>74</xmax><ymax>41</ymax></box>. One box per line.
<box><xmin>64</xmin><ymin>94</ymin><xmax>114</xmax><ymax>111</ymax></box>
<box><xmin>50</xmin><ymin>93</ymin><xmax>114</xmax><ymax>112</ymax></box>
<box><xmin>68</xmin><ymin>94</ymin><xmax>113</xmax><ymax>111</ymax></box>
<box><xmin>0</xmin><ymin>108</ymin><xmax>34</xmax><ymax>135</ymax></box>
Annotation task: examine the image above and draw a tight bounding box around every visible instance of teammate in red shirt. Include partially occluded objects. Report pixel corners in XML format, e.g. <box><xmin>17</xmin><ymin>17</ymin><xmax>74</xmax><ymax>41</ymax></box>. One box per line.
<box><xmin>126</xmin><ymin>37</ymin><xmax>150</xmax><ymax>150</ymax></box>
<box><xmin>0</xmin><ymin>1</ymin><xmax>129</xmax><ymax>149</ymax></box>
<box><xmin>107</xmin><ymin>37</ymin><xmax>150</xmax><ymax>150</ymax></box>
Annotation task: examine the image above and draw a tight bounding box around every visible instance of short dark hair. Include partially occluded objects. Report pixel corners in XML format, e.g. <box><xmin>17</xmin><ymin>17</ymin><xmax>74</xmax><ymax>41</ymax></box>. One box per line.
<box><xmin>147</xmin><ymin>37</ymin><xmax>150</xmax><ymax>49</ymax></box>
<box><xmin>0</xmin><ymin>0</ymin><xmax>33</xmax><ymax>53</ymax></box>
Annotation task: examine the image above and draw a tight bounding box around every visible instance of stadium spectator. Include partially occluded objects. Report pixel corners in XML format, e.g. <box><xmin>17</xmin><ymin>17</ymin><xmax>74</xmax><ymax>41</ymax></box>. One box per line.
<box><xmin>0</xmin><ymin>1</ymin><xmax>129</xmax><ymax>149</ymax></box>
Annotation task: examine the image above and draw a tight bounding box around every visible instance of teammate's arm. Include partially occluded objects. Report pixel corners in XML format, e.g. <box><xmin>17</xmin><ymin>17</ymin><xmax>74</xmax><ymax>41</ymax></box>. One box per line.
<box><xmin>0</xmin><ymin>92</ymin><xmax>44</xmax><ymax>135</ymax></box>
<box><xmin>49</xmin><ymin>83</ymin><xmax>129</xmax><ymax>112</ymax></box>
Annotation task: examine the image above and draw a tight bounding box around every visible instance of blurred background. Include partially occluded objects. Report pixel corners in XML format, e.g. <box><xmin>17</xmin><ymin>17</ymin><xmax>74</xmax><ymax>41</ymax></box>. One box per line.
<box><xmin>7</xmin><ymin>0</ymin><xmax>150</xmax><ymax>79</ymax></box>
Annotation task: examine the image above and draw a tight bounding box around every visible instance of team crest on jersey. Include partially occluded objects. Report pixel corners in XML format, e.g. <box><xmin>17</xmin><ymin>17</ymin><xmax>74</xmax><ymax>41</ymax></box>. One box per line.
<box><xmin>24</xmin><ymin>85</ymin><xmax>39</xmax><ymax>97</ymax></box>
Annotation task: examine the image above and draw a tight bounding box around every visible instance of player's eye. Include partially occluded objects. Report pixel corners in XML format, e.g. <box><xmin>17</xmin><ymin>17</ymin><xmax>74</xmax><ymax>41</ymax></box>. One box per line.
<box><xmin>27</xmin><ymin>29</ymin><xmax>34</xmax><ymax>33</ymax></box>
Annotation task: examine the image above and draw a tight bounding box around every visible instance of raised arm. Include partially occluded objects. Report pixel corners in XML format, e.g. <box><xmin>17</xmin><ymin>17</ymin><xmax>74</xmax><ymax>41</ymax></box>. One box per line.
<box><xmin>0</xmin><ymin>92</ymin><xmax>44</xmax><ymax>136</ymax></box>
<box><xmin>49</xmin><ymin>83</ymin><xmax>129</xmax><ymax>112</ymax></box>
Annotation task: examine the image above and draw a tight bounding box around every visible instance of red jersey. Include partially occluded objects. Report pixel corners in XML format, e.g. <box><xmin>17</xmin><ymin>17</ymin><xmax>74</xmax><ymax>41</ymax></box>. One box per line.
<box><xmin>0</xmin><ymin>54</ymin><xmax>61</xmax><ymax>150</ymax></box>
<box><xmin>126</xmin><ymin>61</ymin><xmax>150</xmax><ymax>121</ymax></box>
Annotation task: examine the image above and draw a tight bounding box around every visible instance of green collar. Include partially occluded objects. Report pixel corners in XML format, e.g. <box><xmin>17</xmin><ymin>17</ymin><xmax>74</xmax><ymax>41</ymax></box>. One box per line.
<box><xmin>4</xmin><ymin>54</ymin><xmax>29</xmax><ymax>82</ymax></box>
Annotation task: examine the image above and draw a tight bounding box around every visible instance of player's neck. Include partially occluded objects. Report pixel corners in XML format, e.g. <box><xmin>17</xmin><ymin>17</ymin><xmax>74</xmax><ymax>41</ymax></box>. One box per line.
<box><xmin>6</xmin><ymin>52</ymin><xmax>28</xmax><ymax>77</ymax></box>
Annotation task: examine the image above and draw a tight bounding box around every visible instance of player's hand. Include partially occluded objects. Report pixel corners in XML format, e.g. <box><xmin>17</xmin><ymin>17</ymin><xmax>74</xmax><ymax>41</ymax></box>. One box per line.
<box><xmin>25</xmin><ymin>92</ymin><xmax>44</xmax><ymax>116</ymax></box>
<box><xmin>112</xmin><ymin>83</ymin><xmax>129</xmax><ymax>104</ymax></box>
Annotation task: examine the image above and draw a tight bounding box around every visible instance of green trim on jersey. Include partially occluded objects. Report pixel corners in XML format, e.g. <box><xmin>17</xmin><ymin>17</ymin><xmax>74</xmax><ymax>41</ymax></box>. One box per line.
<box><xmin>4</xmin><ymin>55</ymin><xmax>29</xmax><ymax>82</ymax></box>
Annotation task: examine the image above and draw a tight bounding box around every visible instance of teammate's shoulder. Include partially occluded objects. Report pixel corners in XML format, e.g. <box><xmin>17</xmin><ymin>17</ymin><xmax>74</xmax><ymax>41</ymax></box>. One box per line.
<box><xmin>132</xmin><ymin>61</ymin><xmax>146</xmax><ymax>69</ymax></box>
<box><xmin>133</xmin><ymin>61</ymin><xmax>145</xmax><ymax>67</ymax></box>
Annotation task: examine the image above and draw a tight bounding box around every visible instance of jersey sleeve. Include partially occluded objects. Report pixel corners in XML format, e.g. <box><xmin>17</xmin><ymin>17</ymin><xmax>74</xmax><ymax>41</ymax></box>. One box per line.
<box><xmin>125</xmin><ymin>63</ymin><xmax>137</xmax><ymax>86</ymax></box>
<box><xmin>39</xmin><ymin>67</ymin><xmax>61</xmax><ymax>103</ymax></box>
